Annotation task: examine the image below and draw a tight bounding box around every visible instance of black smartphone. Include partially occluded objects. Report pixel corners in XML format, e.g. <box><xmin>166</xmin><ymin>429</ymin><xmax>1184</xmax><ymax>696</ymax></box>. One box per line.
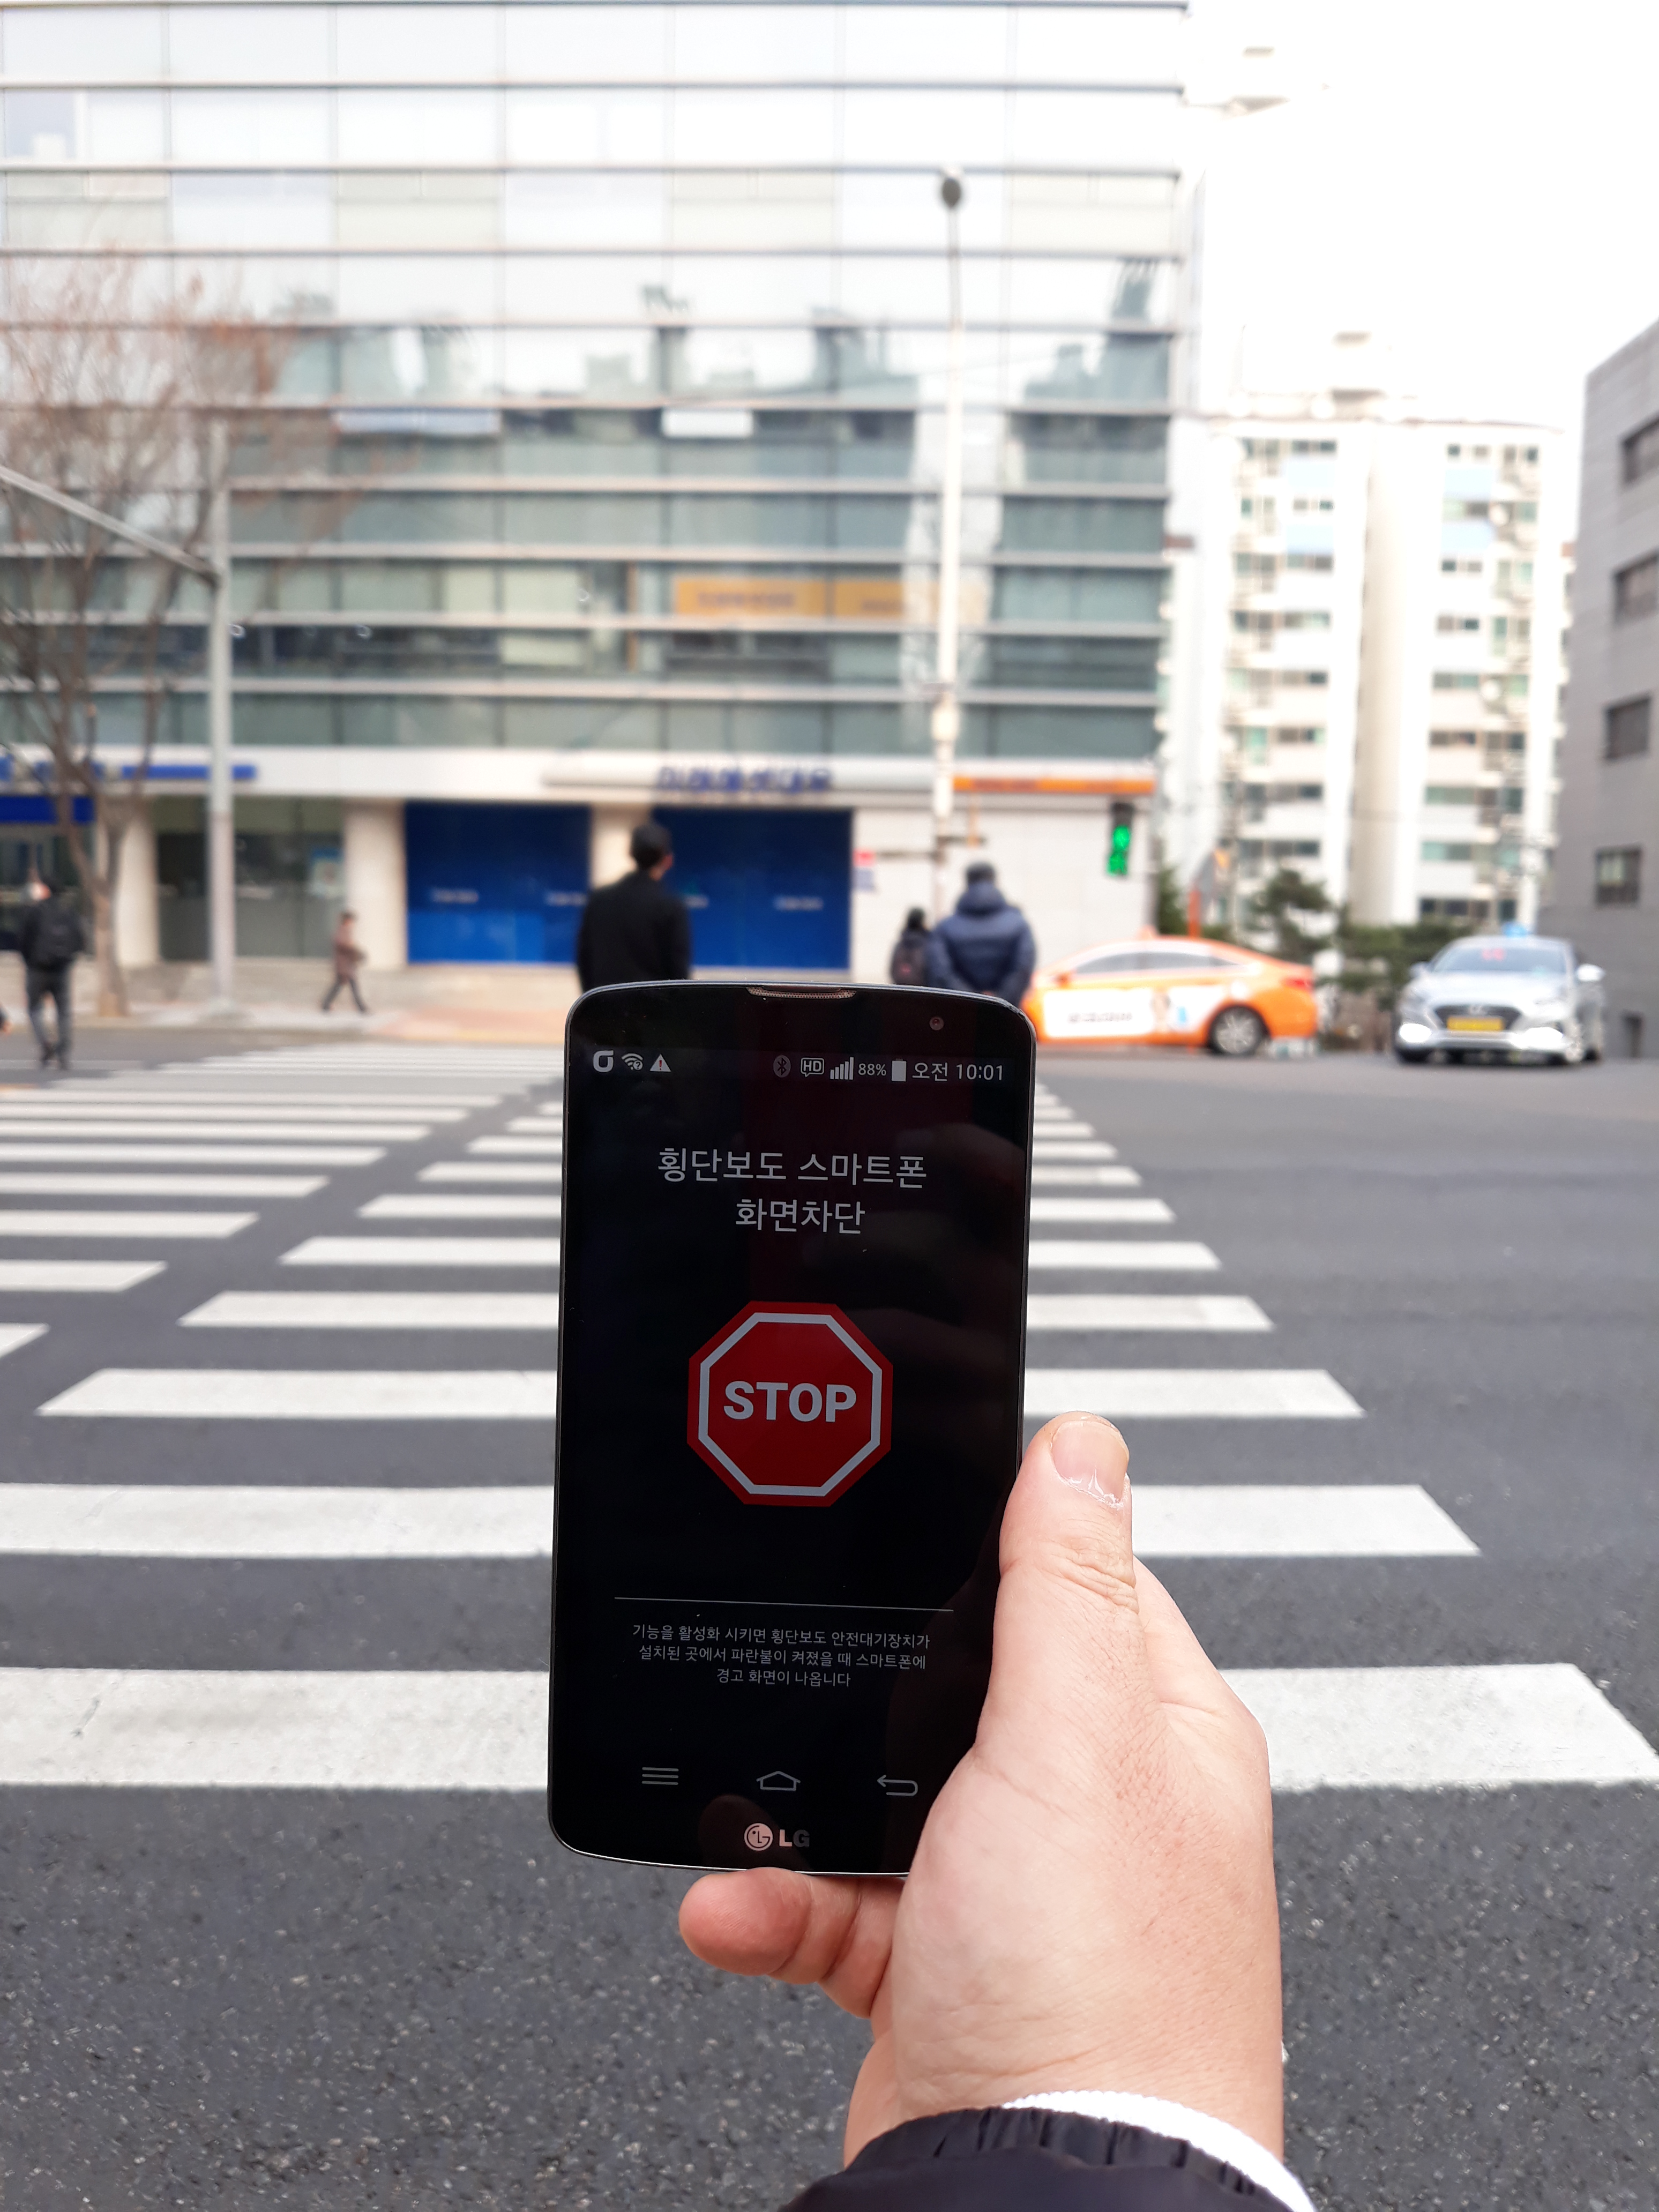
<box><xmin>549</xmin><ymin>981</ymin><xmax>1034</xmax><ymax>1876</ymax></box>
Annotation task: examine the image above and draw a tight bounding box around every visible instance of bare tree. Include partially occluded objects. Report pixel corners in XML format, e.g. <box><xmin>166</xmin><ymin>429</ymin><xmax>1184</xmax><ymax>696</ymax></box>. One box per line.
<box><xmin>0</xmin><ymin>258</ymin><xmax>297</xmax><ymax>1013</ymax></box>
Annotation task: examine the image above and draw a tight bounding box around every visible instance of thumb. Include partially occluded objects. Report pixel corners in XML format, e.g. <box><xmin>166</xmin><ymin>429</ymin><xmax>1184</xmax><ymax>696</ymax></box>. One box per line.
<box><xmin>975</xmin><ymin>1414</ymin><xmax>1161</xmax><ymax>1797</ymax></box>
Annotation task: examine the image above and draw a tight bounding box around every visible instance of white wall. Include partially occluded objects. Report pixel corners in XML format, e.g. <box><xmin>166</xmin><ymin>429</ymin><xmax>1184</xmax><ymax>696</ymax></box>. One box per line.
<box><xmin>589</xmin><ymin>802</ymin><xmax>653</xmax><ymax>894</ymax></box>
<box><xmin>342</xmin><ymin>799</ymin><xmax>406</xmax><ymax>972</ymax></box>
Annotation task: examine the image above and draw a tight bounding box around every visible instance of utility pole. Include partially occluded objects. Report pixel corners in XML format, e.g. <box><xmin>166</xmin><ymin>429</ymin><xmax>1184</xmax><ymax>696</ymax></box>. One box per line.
<box><xmin>931</xmin><ymin>168</ymin><xmax>966</xmax><ymax>923</ymax></box>
<box><xmin>206</xmin><ymin>419</ymin><xmax>235</xmax><ymax>1009</ymax></box>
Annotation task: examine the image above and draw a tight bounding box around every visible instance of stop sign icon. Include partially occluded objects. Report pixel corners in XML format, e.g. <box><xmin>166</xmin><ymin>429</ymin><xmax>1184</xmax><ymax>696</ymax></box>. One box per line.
<box><xmin>687</xmin><ymin>1301</ymin><xmax>893</xmax><ymax>1506</ymax></box>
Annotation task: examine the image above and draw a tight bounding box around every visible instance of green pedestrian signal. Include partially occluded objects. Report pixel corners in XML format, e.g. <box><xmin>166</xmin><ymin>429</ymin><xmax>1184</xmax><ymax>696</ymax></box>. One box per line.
<box><xmin>1106</xmin><ymin>802</ymin><xmax>1134</xmax><ymax>877</ymax></box>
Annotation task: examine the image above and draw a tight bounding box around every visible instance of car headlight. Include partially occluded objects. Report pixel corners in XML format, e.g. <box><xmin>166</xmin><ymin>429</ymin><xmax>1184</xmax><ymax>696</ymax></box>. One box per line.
<box><xmin>1528</xmin><ymin>1001</ymin><xmax>1570</xmax><ymax>1023</ymax></box>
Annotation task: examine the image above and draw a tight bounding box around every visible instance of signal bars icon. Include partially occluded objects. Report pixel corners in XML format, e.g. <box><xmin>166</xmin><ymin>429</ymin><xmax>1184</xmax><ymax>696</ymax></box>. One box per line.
<box><xmin>828</xmin><ymin>1056</ymin><xmax>855</xmax><ymax>1081</ymax></box>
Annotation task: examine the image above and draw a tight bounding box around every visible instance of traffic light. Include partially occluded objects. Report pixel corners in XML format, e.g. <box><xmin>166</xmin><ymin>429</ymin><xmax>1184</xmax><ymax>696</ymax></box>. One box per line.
<box><xmin>1106</xmin><ymin>802</ymin><xmax>1134</xmax><ymax>877</ymax></box>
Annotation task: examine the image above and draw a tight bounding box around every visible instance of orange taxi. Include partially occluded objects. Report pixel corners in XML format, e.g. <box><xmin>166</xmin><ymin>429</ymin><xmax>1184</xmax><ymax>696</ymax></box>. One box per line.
<box><xmin>1023</xmin><ymin>935</ymin><xmax>1318</xmax><ymax>1057</ymax></box>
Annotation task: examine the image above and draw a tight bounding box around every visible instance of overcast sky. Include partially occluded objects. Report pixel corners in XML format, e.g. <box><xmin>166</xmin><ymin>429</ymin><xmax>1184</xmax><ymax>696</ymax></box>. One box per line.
<box><xmin>1185</xmin><ymin>0</ymin><xmax>1659</xmax><ymax>494</ymax></box>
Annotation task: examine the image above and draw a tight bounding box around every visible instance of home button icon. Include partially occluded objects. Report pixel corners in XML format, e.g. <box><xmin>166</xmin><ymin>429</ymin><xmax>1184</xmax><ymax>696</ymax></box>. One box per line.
<box><xmin>757</xmin><ymin>1770</ymin><xmax>801</xmax><ymax>1793</ymax></box>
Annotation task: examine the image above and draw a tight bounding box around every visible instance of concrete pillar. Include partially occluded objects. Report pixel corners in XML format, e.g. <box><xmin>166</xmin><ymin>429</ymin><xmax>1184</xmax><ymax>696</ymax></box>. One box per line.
<box><xmin>343</xmin><ymin>799</ymin><xmax>407</xmax><ymax>971</ymax></box>
<box><xmin>589</xmin><ymin>802</ymin><xmax>652</xmax><ymax>895</ymax></box>
<box><xmin>111</xmin><ymin>804</ymin><xmax>159</xmax><ymax>969</ymax></box>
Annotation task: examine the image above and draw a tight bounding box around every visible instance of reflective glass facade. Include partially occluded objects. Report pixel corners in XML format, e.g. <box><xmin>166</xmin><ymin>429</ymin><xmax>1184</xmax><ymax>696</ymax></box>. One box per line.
<box><xmin>0</xmin><ymin>1</ymin><xmax>1187</xmax><ymax>766</ymax></box>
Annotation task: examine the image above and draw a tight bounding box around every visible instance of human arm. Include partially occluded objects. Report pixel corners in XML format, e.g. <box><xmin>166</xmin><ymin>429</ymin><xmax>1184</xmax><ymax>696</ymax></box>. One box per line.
<box><xmin>923</xmin><ymin>925</ymin><xmax>970</xmax><ymax>992</ymax></box>
<box><xmin>680</xmin><ymin>1415</ymin><xmax>1298</xmax><ymax>2208</ymax></box>
<box><xmin>991</xmin><ymin>917</ymin><xmax>1036</xmax><ymax>1005</ymax></box>
<box><xmin>664</xmin><ymin>893</ymin><xmax>693</xmax><ymax>980</ymax></box>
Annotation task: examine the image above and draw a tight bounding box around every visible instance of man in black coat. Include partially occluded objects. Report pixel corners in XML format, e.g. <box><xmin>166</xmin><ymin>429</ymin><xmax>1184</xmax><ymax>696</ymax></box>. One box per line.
<box><xmin>574</xmin><ymin>821</ymin><xmax>692</xmax><ymax>991</ymax></box>
<box><xmin>17</xmin><ymin>876</ymin><xmax>86</xmax><ymax>1070</ymax></box>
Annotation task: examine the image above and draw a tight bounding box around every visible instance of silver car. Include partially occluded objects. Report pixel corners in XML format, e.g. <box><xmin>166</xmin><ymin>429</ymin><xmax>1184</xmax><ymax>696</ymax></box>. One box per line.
<box><xmin>1394</xmin><ymin>935</ymin><xmax>1606</xmax><ymax>1065</ymax></box>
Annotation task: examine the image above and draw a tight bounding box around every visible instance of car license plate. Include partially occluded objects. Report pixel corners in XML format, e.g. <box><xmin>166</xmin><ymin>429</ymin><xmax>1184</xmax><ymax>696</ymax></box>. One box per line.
<box><xmin>1446</xmin><ymin>1015</ymin><xmax>1504</xmax><ymax>1033</ymax></box>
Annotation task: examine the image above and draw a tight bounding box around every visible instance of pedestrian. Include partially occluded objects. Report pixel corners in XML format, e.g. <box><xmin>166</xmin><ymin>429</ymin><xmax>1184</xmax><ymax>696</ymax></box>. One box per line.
<box><xmin>924</xmin><ymin>861</ymin><xmax>1036</xmax><ymax>1007</ymax></box>
<box><xmin>17</xmin><ymin>873</ymin><xmax>84</xmax><ymax>1071</ymax></box>
<box><xmin>888</xmin><ymin>906</ymin><xmax>931</xmax><ymax>987</ymax></box>
<box><xmin>575</xmin><ymin>820</ymin><xmax>692</xmax><ymax>991</ymax></box>
<box><xmin>320</xmin><ymin>908</ymin><xmax>368</xmax><ymax>1014</ymax></box>
<box><xmin>682</xmin><ymin>1414</ymin><xmax>1312</xmax><ymax>2212</ymax></box>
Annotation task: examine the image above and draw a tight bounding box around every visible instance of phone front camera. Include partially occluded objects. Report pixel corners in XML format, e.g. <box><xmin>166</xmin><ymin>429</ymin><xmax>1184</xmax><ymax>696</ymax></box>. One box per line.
<box><xmin>929</xmin><ymin>1016</ymin><xmax>945</xmax><ymax>1032</ymax></box>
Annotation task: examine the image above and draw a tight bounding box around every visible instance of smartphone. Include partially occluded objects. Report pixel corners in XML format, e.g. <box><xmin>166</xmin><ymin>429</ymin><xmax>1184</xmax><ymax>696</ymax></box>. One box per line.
<box><xmin>548</xmin><ymin>981</ymin><xmax>1035</xmax><ymax>1877</ymax></box>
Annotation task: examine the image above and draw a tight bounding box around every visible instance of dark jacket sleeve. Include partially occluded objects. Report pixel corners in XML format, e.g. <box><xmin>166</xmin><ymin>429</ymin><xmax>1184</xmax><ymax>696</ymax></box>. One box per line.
<box><xmin>993</xmin><ymin>917</ymin><xmax>1036</xmax><ymax>1005</ymax></box>
<box><xmin>17</xmin><ymin>905</ymin><xmax>38</xmax><ymax>966</ymax></box>
<box><xmin>662</xmin><ymin>892</ymin><xmax>692</xmax><ymax>980</ymax></box>
<box><xmin>924</xmin><ymin>923</ymin><xmax>970</xmax><ymax>992</ymax></box>
<box><xmin>574</xmin><ymin>899</ymin><xmax>593</xmax><ymax>993</ymax></box>
<box><xmin>71</xmin><ymin>907</ymin><xmax>87</xmax><ymax>958</ymax></box>
<box><xmin>782</xmin><ymin>2109</ymin><xmax>1300</xmax><ymax>2212</ymax></box>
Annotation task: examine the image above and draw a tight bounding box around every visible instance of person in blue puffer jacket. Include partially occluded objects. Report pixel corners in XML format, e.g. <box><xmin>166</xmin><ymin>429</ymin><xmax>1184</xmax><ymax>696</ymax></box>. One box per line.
<box><xmin>924</xmin><ymin>863</ymin><xmax>1036</xmax><ymax>1007</ymax></box>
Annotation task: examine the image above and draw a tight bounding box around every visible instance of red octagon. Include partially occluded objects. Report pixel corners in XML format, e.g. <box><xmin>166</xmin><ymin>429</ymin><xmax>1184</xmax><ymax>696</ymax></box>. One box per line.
<box><xmin>688</xmin><ymin>1301</ymin><xmax>893</xmax><ymax>1507</ymax></box>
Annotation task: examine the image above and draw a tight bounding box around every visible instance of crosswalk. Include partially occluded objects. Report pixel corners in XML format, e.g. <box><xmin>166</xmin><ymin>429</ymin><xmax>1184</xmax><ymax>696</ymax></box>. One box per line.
<box><xmin>0</xmin><ymin>1047</ymin><xmax>1655</xmax><ymax>1797</ymax></box>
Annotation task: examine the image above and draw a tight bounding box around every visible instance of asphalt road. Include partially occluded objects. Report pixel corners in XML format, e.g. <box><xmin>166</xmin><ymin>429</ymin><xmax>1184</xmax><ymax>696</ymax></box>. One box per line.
<box><xmin>1</xmin><ymin>1034</ymin><xmax>1655</xmax><ymax>2211</ymax></box>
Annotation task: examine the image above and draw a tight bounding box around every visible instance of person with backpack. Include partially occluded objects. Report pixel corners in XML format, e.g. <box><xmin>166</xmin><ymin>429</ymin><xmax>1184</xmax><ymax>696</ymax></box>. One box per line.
<box><xmin>17</xmin><ymin>875</ymin><xmax>85</xmax><ymax>1071</ymax></box>
<box><xmin>888</xmin><ymin>907</ymin><xmax>931</xmax><ymax>987</ymax></box>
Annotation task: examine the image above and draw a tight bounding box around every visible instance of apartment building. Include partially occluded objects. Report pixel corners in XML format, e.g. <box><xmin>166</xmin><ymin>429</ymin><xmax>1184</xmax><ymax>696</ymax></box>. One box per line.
<box><xmin>0</xmin><ymin>0</ymin><xmax>1193</xmax><ymax>983</ymax></box>
<box><xmin>1543</xmin><ymin>317</ymin><xmax>1659</xmax><ymax>1056</ymax></box>
<box><xmin>1173</xmin><ymin>379</ymin><xmax>1568</xmax><ymax>932</ymax></box>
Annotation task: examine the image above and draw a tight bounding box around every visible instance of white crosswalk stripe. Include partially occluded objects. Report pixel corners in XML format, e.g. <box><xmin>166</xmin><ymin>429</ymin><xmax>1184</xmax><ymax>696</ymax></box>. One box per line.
<box><xmin>0</xmin><ymin>1102</ymin><xmax>466</xmax><ymax>1124</ymax></box>
<box><xmin>360</xmin><ymin>1194</ymin><xmax>561</xmax><ymax>1220</ymax></box>
<box><xmin>0</xmin><ymin>1210</ymin><xmax>255</xmax><ymax>1240</ymax></box>
<box><xmin>0</xmin><ymin>1143</ymin><xmax>382</xmax><ymax>1166</ymax></box>
<box><xmin>40</xmin><ymin>1370</ymin><xmax>557</xmax><ymax>1419</ymax></box>
<box><xmin>1028</xmin><ymin>1240</ymin><xmax>1220</xmax><ymax>1271</ymax></box>
<box><xmin>1027</xmin><ymin>1295</ymin><xmax>1269</xmax><ymax>1331</ymax></box>
<box><xmin>0</xmin><ymin>1120</ymin><xmax>425</xmax><ymax>1142</ymax></box>
<box><xmin>420</xmin><ymin>1162</ymin><xmax>560</xmax><ymax>1184</ymax></box>
<box><xmin>2</xmin><ymin>1665</ymin><xmax>1650</xmax><ymax>1793</ymax></box>
<box><xmin>1032</xmin><ymin>1161</ymin><xmax>1124</xmax><ymax>1180</ymax></box>
<box><xmin>1031</xmin><ymin>1197</ymin><xmax>1172</xmax><ymax>1224</ymax></box>
<box><xmin>1024</xmin><ymin>1369</ymin><xmax>1363</xmax><ymax>1418</ymax></box>
<box><xmin>181</xmin><ymin>1293</ymin><xmax>558</xmax><ymax>1331</ymax></box>
<box><xmin>1032</xmin><ymin>1140</ymin><xmax>1116</xmax><ymax>1160</ymax></box>
<box><xmin>281</xmin><ymin>1235</ymin><xmax>559</xmax><ymax>1267</ymax></box>
<box><xmin>0</xmin><ymin>1260</ymin><xmax>163</xmax><ymax>1291</ymax></box>
<box><xmin>467</xmin><ymin>1135</ymin><xmax>561</xmax><ymax>1156</ymax></box>
<box><xmin>0</xmin><ymin>1172</ymin><xmax>326</xmax><ymax>1198</ymax></box>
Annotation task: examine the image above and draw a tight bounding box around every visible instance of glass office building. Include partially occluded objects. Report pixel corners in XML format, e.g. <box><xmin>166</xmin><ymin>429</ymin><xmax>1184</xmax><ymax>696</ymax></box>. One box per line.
<box><xmin>0</xmin><ymin>1</ymin><xmax>1189</xmax><ymax>974</ymax></box>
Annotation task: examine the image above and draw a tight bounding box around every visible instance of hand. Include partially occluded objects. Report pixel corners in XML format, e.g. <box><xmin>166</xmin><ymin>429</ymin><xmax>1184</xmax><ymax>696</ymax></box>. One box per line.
<box><xmin>679</xmin><ymin>1414</ymin><xmax>1283</xmax><ymax>2163</ymax></box>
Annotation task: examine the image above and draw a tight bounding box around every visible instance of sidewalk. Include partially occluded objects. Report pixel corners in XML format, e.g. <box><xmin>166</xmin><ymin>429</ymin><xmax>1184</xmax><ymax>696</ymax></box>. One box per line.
<box><xmin>73</xmin><ymin>959</ymin><xmax>586</xmax><ymax>1045</ymax></box>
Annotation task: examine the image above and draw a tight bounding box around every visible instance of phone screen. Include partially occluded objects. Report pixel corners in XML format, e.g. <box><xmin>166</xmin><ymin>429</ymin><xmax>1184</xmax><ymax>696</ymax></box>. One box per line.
<box><xmin>549</xmin><ymin>982</ymin><xmax>1034</xmax><ymax>1875</ymax></box>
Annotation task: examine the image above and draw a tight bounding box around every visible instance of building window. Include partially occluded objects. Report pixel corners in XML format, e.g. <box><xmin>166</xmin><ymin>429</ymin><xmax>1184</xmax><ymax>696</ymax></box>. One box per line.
<box><xmin>1594</xmin><ymin>848</ymin><xmax>1642</xmax><ymax>906</ymax></box>
<box><xmin>1424</xmin><ymin>786</ymin><xmax>1481</xmax><ymax>806</ymax></box>
<box><xmin>1432</xmin><ymin>672</ymin><xmax>1481</xmax><ymax>691</ymax></box>
<box><xmin>1621</xmin><ymin>416</ymin><xmax>1659</xmax><ymax>485</ymax></box>
<box><xmin>1284</xmin><ymin>551</ymin><xmax>1333</xmax><ymax>572</ymax></box>
<box><xmin>1430</xmin><ymin>729</ymin><xmax>1479</xmax><ymax>750</ymax></box>
<box><xmin>1418</xmin><ymin>898</ymin><xmax>1489</xmax><ymax>920</ymax></box>
<box><xmin>1603</xmin><ymin>696</ymin><xmax>1651</xmax><ymax>760</ymax></box>
<box><xmin>1278</xmin><ymin>727</ymin><xmax>1325</xmax><ymax>745</ymax></box>
<box><xmin>1422</xmin><ymin>841</ymin><xmax>1475</xmax><ymax>862</ymax></box>
<box><xmin>1613</xmin><ymin>554</ymin><xmax>1659</xmax><ymax>623</ymax></box>
<box><xmin>1440</xmin><ymin>557</ymin><xmax>1484</xmax><ymax>576</ymax></box>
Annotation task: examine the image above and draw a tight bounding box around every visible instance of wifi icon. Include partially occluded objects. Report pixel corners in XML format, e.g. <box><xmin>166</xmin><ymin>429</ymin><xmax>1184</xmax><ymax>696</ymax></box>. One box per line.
<box><xmin>621</xmin><ymin>1052</ymin><xmax>645</xmax><ymax>1071</ymax></box>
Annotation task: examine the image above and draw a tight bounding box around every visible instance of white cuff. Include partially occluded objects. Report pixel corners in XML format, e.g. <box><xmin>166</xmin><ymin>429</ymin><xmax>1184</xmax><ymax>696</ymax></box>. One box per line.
<box><xmin>1003</xmin><ymin>2091</ymin><xmax>1314</xmax><ymax>2212</ymax></box>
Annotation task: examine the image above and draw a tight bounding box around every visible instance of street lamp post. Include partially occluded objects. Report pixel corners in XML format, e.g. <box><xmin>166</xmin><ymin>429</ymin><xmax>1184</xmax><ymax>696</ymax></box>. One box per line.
<box><xmin>931</xmin><ymin>168</ymin><xmax>966</xmax><ymax>923</ymax></box>
<box><xmin>0</xmin><ymin>446</ymin><xmax>235</xmax><ymax>1007</ymax></box>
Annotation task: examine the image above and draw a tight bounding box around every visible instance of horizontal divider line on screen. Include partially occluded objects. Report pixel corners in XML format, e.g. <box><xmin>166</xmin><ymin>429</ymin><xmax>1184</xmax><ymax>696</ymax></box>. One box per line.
<box><xmin>0</xmin><ymin>1483</ymin><xmax>1471</xmax><ymax>1561</ymax></box>
<box><xmin>0</xmin><ymin>1666</ymin><xmax>1650</xmax><ymax>1793</ymax></box>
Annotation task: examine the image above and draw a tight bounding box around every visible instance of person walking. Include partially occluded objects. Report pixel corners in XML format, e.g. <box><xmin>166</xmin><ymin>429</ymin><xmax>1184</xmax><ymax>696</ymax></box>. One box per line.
<box><xmin>575</xmin><ymin>820</ymin><xmax>692</xmax><ymax>991</ymax></box>
<box><xmin>320</xmin><ymin>908</ymin><xmax>368</xmax><ymax>1014</ymax></box>
<box><xmin>888</xmin><ymin>906</ymin><xmax>931</xmax><ymax>986</ymax></box>
<box><xmin>17</xmin><ymin>875</ymin><xmax>85</xmax><ymax>1071</ymax></box>
<box><xmin>924</xmin><ymin>861</ymin><xmax>1036</xmax><ymax>1007</ymax></box>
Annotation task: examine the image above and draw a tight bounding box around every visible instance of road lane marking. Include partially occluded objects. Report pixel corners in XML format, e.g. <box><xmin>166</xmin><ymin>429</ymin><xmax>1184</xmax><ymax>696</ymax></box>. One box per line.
<box><xmin>0</xmin><ymin>1103</ymin><xmax>465</xmax><ymax>1124</ymax></box>
<box><xmin>1028</xmin><ymin>1241</ymin><xmax>1219</xmax><ymax>1271</ymax></box>
<box><xmin>1032</xmin><ymin>1161</ymin><xmax>1125</xmax><ymax>1180</ymax></box>
<box><xmin>360</xmin><ymin>1195</ymin><xmax>561</xmax><ymax>1220</ymax></box>
<box><xmin>0</xmin><ymin>1211</ymin><xmax>255</xmax><ymax>1240</ymax></box>
<box><xmin>1025</xmin><ymin>1369</ymin><xmax>1362</xmax><ymax>1417</ymax></box>
<box><xmin>0</xmin><ymin>1121</ymin><xmax>423</xmax><ymax>1143</ymax></box>
<box><xmin>181</xmin><ymin>1292</ymin><xmax>558</xmax><ymax>1330</ymax></box>
<box><xmin>0</xmin><ymin>1481</ymin><xmax>1458</xmax><ymax>1560</ymax></box>
<box><xmin>1230</xmin><ymin>1665</ymin><xmax>1659</xmax><ymax>1792</ymax></box>
<box><xmin>467</xmin><ymin>1137</ymin><xmax>561</xmax><ymax>1156</ymax></box>
<box><xmin>0</xmin><ymin>1145</ymin><xmax>383</xmax><ymax>1165</ymax></box>
<box><xmin>2</xmin><ymin>1665</ymin><xmax>1649</xmax><ymax>1791</ymax></box>
<box><xmin>39</xmin><ymin>1370</ymin><xmax>557</xmax><ymax>1419</ymax></box>
<box><xmin>0</xmin><ymin>1172</ymin><xmax>326</xmax><ymax>1198</ymax></box>
<box><xmin>1135</xmin><ymin>1485</ymin><xmax>1474</xmax><ymax>1556</ymax></box>
<box><xmin>1032</xmin><ymin>1141</ymin><xmax>1117</xmax><ymax>1160</ymax></box>
<box><xmin>281</xmin><ymin>1236</ymin><xmax>559</xmax><ymax>1268</ymax></box>
<box><xmin>1031</xmin><ymin>1198</ymin><xmax>1173</xmax><ymax>1224</ymax></box>
<box><xmin>1026</xmin><ymin>1295</ymin><xmax>1269</xmax><ymax>1331</ymax></box>
<box><xmin>420</xmin><ymin>1163</ymin><xmax>561</xmax><ymax>1184</ymax></box>
<box><xmin>0</xmin><ymin>1260</ymin><xmax>165</xmax><ymax>1290</ymax></box>
<box><xmin>0</xmin><ymin>1324</ymin><xmax>46</xmax><ymax>1360</ymax></box>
